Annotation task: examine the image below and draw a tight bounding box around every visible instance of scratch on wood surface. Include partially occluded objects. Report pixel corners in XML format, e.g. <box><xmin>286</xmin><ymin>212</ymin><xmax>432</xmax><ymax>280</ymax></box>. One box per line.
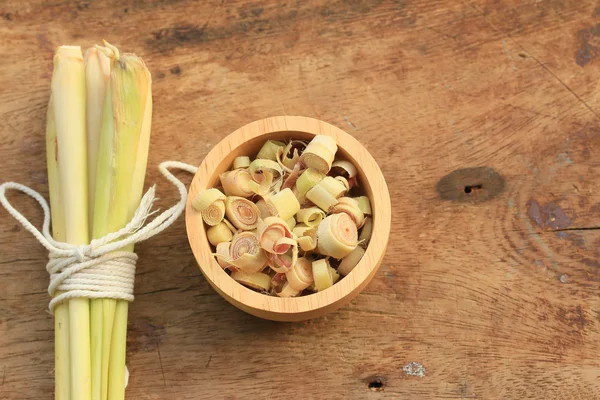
<box><xmin>205</xmin><ymin>355</ymin><xmax>212</xmax><ymax>368</ymax></box>
<box><xmin>155</xmin><ymin>333</ymin><xmax>167</xmax><ymax>387</ymax></box>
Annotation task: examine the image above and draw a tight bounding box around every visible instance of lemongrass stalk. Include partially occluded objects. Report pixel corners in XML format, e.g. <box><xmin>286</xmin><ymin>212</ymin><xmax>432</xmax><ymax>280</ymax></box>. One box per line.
<box><xmin>52</xmin><ymin>45</ymin><xmax>91</xmax><ymax>400</ymax></box>
<box><xmin>85</xmin><ymin>46</ymin><xmax>111</xmax><ymax>400</ymax></box>
<box><xmin>91</xmin><ymin>43</ymin><xmax>152</xmax><ymax>400</ymax></box>
<box><xmin>46</xmin><ymin>96</ymin><xmax>70</xmax><ymax>400</ymax></box>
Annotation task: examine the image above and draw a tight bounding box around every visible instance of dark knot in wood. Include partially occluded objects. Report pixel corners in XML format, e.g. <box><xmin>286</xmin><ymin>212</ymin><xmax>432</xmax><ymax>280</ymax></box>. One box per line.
<box><xmin>436</xmin><ymin>167</ymin><xmax>505</xmax><ymax>203</ymax></box>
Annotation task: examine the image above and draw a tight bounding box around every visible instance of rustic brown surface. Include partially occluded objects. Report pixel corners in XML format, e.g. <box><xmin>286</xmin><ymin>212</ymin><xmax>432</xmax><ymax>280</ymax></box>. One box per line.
<box><xmin>1</xmin><ymin>0</ymin><xmax>599</xmax><ymax>399</ymax></box>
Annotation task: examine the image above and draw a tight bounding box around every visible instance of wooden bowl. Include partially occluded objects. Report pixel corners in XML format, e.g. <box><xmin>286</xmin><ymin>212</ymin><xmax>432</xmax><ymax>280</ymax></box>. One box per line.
<box><xmin>185</xmin><ymin>116</ymin><xmax>391</xmax><ymax>321</ymax></box>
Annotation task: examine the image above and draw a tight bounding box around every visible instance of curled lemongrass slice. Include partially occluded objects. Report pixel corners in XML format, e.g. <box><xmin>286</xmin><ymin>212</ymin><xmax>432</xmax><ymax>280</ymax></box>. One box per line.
<box><xmin>296</xmin><ymin>227</ymin><xmax>317</xmax><ymax>251</ymax></box>
<box><xmin>358</xmin><ymin>217</ymin><xmax>372</xmax><ymax>247</ymax></box>
<box><xmin>306</xmin><ymin>184</ymin><xmax>338</xmax><ymax>211</ymax></box>
<box><xmin>282</xmin><ymin>163</ymin><xmax>302</xmax><ymax>190</ymax></box>
<box><xmin>220</xmin><ymin>169</ymin><xmax>254</xmax><ymax>198</ymax></box>
<box><xmin>329</xmin><ymin>264</ymin><xmax>340</xmax><ymax>284</ymax></box>
<box><xmin>286</xmin><ymin>257</ymin><xmax>314</xmax><ymax>291</ymax></box>
<box><xmin>335</xmin><ymin>176</ymin><xmax>350</xmax><ymax>192</ymax></box>
<box><xmin>221</xmin><ymin>231</ymin><xmax>267</xmax><ymax>273</ymax></box>
<box><xmin>331</xmin><ymin>160</ymin><xmax>358</xmax><ymax>179</ymax></box>
<box><xmin>266</xmin><ymin>188</ymin><xmax>300</xmax><ymax>221</ymax></box>
<box><xmin>223</xmin><ymin>218</ymin><xmax>237</xmax><ymax>234</ymax></box>
<box><xmin>277</xmin><ymin>140</ymin><xmax>306</xmax><ymax>172</ymax></box>
<box><xmin>257</xmin><ymin>216</ymin><xmax>293</xmax><ymax>254</ymax></box>
<box><xmin>271</xmin><ymin>272</ymin><xmax>287</xmax><ymax>293</ymax></box>
<box><xmin>276</xmin><ymin>282</ymin><xmax>301</xmax><ymax>297</ymax></box>
<box><xmin>312</xmin><ymin>258</ymin><xmax>333</xmax><ymax>291</ymax></box>
<box><xmin>296</xmin><ymin>207</ymin><xmax>325</xmax><ymax>227</ymax></box>
<box><xmin>330</xmin><ymin>197</ymin><xmax>364</xmax><ymax>227</ymax></box>
<box><xmin>231</xmin><ymin>270</ymin><xmax>271</xmax><ymax>292</ymax></box>
<box><xmin>355</xmin><ymin>196</ymin><xmax>372</xmax><ymax>215</ymax></box>
<box><xmin>295</xmin><ymin>168</ymin><xmax>325</xmax><ymax>200</ymax></box>
<box><xmin>257</xmin><ymin>139</ymin><xmax>286</xmax><ymax>161</ymax></box>
<box><xmin>225</xmin><ymin>196</ymin><xmax>260</xmax><ymax>230</ymax></box>
<box><xmin>338</xmin><ymin>246</ymin><xmax>365</xmax><ymax>276</ymax></box>
<box><xmin>207</xmin><ymin>221</ymin><xmax>233</xmax><ymax>246</ymax></box>
<box><xmin>316</xmin><ymin>176</ymin><xmax>347</xmax><ymax>198</ymax></box>
<box><xmin>255</xmin><ymin>199</ymin><xmax>272</xmax><ymax>219</ymax></box>
<box><xmin>299</xmin><ymin>135</ymin><xmax>337</xmax><ymax>173</ymax></box>
<box><xmin>215</xmin><ymin>242</ymin><xmax>232</xmax><ymax>269</ymax></box>
<box><xmin>193</xmin><ymin>188</ymin><xmax>226</xmax><ymax>226</ymax></box>
<box><xmin>247</xmin><ymin>159</ymin><xmax>284</xmax><ymax>196</ymax></box>
<box><xmin>317</xmin><ymin>213</ymin><xmax>358</xmax><ymax>258</ymax></box>
<box><xmin>286</xmin><ymin>217</ymin><xmax>296</xmax><ymax>230</ymax></box>
<box><xmin>233</xmin><ymin>156</ymin><xmax>251</xmax><ymax>169</ymax></box>
<box><xmin>266</xmin><ymin>242</ymin><xmax>298</xmax><ymax>273</ymax></box>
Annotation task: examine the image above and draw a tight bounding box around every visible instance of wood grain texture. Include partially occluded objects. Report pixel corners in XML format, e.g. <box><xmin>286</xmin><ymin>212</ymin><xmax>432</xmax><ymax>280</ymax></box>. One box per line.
<box><xmin>186</xmin><ymin>116</ymin><xmax>391</xmax><ymax>321</ymax></box>
<box><xmin>0</xmin><ymin>0</ymin><xmax>599</xmax><ymax>399</ymax></box>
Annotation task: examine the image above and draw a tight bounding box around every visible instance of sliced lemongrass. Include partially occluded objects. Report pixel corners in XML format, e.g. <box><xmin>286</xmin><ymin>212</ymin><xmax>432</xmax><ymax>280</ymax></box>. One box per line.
<box><xmin>257</xmin><ymin>139</ymin><xmax>285</xmax><ymax>160</ymax></box>
<box><xmin>223</xmin><ymin>218</ymin><xmax>237</xmax><ymax>234</ymax></box>
<box><xmin>355</xmin><ymin>196</ymin><xmax>372</xmax><ymax>215</ymax></box>
<box><xmin>192</xmin><ymin>188</ymin><xmax>226</xmax><ymax>226</ymax></box>
<box><xmin>292</xmin><ymin>224</ymin><xmax>311</xmax><ymax>237</ymax></box>
<box><xmin>266</xmin><ymin>241</ymin><xmax>298</xmax><ymax>273</ymax></box>
<box><xmin>337</xmin><ymin>246</ymin><xmax>365</xmax><ymax>276</ymax></box>
<box><xmin>276</xmin><ymin>282</ymin><xmax>301</xmax><ymax>297</ymax></box>
<box><xmin>286</xmin><ymin>257</ymin><xmax>314</xmax><ymax>291</ymax></box>
<box><xmin>247</xmin><ymin>159</ymin><xmax>284</xmax><ymax>196</ymax></box>
<box><xmin>317</xmin><ymin>176</ymin><xmax>347</xmax><ymax>198</ymax></box>
<box><xmin>216</xmin><ymin>231</ymin><xmax>267</xmax><ymax>273</ymax></box>
<box><xmin>215</xmin><ymin>242</ymin><xmax>232</xmax><ymax>269</ymax></box>
<box><xmin>233</xmin><ymin>156</ymin><xmax>251</xmax><ymax>169</ymax></box>
<box><xmin>271</xmin><ymin>272</ymin><xmax>287</xmax><ymax>293</ymax></box>
<box><xmin>286</xmin><ymin>217</ymin><xmax>296</xmax><ymax>230</ymax></box>
<box><xmin>296</xmin><ymin>228</ymin><xmax>317</xmax><ymax>251</ymax></box>
<box><xmin>329</xmin><ymin>265</ymin><xmax>340</xmax><ymax>284</ymax></box>
<box><xmin>231</xmin><ymin>270</ymin><xmax>271</xmax><ymax>292</ymax></box>
<box><xmin>317</xmin><ymin>213</ymin><xmax>358</xmax><ymax>258</ymax></box>
<box><xmin>265</xmin><ymin>188</ymin><xmax>300</xmax><ymax>221</ymax></box>
<box><xmin>277</xmin><ymin>140</ymin><xmax>306</xmax><ymax>172</ymax></box>
<box><xmin>207</xmin><ymin>221</ymin><xmax>234</xmax><ymax>246</ymax></box>
<box><xmin>330</xmin><ymin>197</ymin><xmax>364</xmax><ymax>227</ymax></box>
<box><xmin>220</xmin><ymin>169</ymin><xmax>254</xmax><ymax>198</ymax></box>
<box><xmin>281</xmin><ymin>163</ymin><xmax>302</xmax><ymax>190</ymax></box>
<box><xmin>255</xmin><ymin>198</ymin><xmax>272</xmax><ymax>219</ymax></box>
<box><xmin>299</xmin><ymin>135</ymin><xmax>337</xmax><ymax>173</ymax></box>
<box><xmin>306</xmin><ymin>184</ymin><xmax>338</xmax><ymax>211</ymax></box>
<box><xmin>296</xmin><ymin>207</ymin><xmax>325</xmax><ymax>227</ymax></box>
<box><xmin>358</xmin><ymin>217</ymin><xmax>372</xmax><ymax>247</ymax></box>
<box><xmin>331</xmin><ymin>160</ymin><xmax>357</xmax><ymax>178</ymax></box>
<box><xmin>312</xmin><ymin>258</ymin><xmax>333</xmax><ymax>291</ymax></box>
<box><xmin>257</xmin><ymin>216</ymin><xmax>293</xmax><ymax>254</ymax></box>
<box><xmin>225</xmin><ymin>196</ymin><xmax>260</xmax><ymax>230</ymax></box>
<box><xmin>294</xmin><ymin>168</ymin><xmax>325</xmax><ymax>199</ymax></box>
<box><xmin>335</xmin><ymin>176</ymin><xmax>350</xmax><ymax>192</ymax></box>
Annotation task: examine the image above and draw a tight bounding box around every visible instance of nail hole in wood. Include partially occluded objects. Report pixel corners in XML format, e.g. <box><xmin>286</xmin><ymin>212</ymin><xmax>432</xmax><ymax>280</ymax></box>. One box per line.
<box><xmin>464</xmin><ymin>184</ymin><xmax>483</xmax><ymax>194</ymax></box>
<box><xmin>368</xmin><ymin>379</ymin><xmax>385</xmax><ymax>391</ymax></box>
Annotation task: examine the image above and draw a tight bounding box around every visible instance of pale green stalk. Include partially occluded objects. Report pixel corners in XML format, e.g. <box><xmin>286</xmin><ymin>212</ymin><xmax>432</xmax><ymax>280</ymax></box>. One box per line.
<box><xmin>51</xmin><ymin>45</ymin><xmax>91</xmax><ymax>400</ymax></box>
<box><xmin>85</xmin><ymin>46</ymin><xmax>111</xmax><ymax>400</ymax></box>
<box><xmin>46</xmin><ymin>96</ymin><xmax>70</xmax><ymax>400</ymax></box>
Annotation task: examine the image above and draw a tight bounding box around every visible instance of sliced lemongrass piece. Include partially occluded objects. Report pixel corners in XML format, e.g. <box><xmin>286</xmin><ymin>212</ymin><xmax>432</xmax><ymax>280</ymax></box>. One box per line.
<box><xmin>286</xmin><ymin>217</ymin><xmax>296</xmax><ymax>230</ymax></box>
<box><xmin>358</xmin><ymin>217</ymin><xmax>372</xmax><ymax>247</ymax></box>
<box><xmin>296</xmin><ymin>207</ymin><xmax>325</xmax><ymax>227</ymax></box>
<box><xmin>215</xmin><ymin>242</ymin><xmax>232</xmax><ymax>269</ymax></box>
<box><xmin>233</xmin><ymin>156</ymin><xmax>251</xmax><ymax>169</ymax></box>
<box><xmin>317</xmin><ymin>176</ymin><xmax>347</xmax><ymax>198</ymax></box>
<box><xmin>338</xmin><ymin>246</ymin><xmax>365</xmax><ymax>276</ymax></box>
<box><xmin>247</xmin><ymin>159</ymin><xmax>283</xmax><ymax>196</ymax></box>
<box><xmin>292</xmin><ymin>224</ymin><xmax>311</xmax><ymax>237</ymax></box>
<box><xmin>335</xmin><ymin>176</ymin><xmax>350</xmax><ymax>192</ymax></box>
<box><xmin>220</xmin><ymin>169</ymin><xmax>254</xmax><ymax>198</ymax></box>
<box><xmin>317</xmin><ymin>213</ymin><xmax>358</xmax><ymax>258</ymax></box>
<box><xmin>216</xmin><ymin>231</ymin><xmax>267</xmax><ymax>273</ymax></box>
<box><xmin>277</xmin><ymin>140</ymin><xmax>306</xmax><ymax>172</ymax></box>
<box><xmin>296</xmin><ymin>228</ymin><xmax>317</xmax><ymax>251</ymax></box>
<box><xmin>266</xmin><ymin>188</ymin><xmax>300</xmax><ymax>221</ymax></box>
<box><xmin>329</xmin><ymin>265</ymin><xmax>340</xmax><ymax>284</ymax></box>
<box><xmin>331</xmin><ymin>160</ymin><xmax>357</xmax><ymax>178</ymax></box>
<box><xmin>330</xmin><ymin>197</ymin><xmax>364</xmax><ymax>227</ymax></box>
<box><xmin>306</xmin><ymin>184</ymin><xmax>338</xmax><ymax>211</ymax></box>
<box><xmin>225</xmin><ymin>196</ymin><xmax>260</xmax><ymax>230</ymax></box>
<box><xmin>223</xmin><ymin>218</ymin><xmax>237</xmax><ymax>234</ymax></box>
<box><xmin>295</xmin><ymin>168</ymin><xmax>325</xmax><ymax>200</ymax></box>
<box><xmin>276</xmin><ymin>282</ymin><xmax>301</xmax><ymax>297</ymax></box>
<box><xmin>312</xmin><ymin>258</ymin><xmax>333</xmax><ymax>291</ymax></box>
<box><xmin>266</xmin><ymin>241</ymin><xmax>298</xmax><ymax>273</ymax></box>
<box><xmin>257</xmin><ymin>216</ymin><xmax>293</xmax><ymax>254</ymax></box>
<box><xmin>255</xmin><ymin>198</ymin><xmax>272</xmax><ymax>219</ymax></box>
<box><xmin>192</xmin><ymin>188</ymin><xmax>226</xmax><ymax>226</ymax></box>
<box><xmin>299</xmin><ymin>135</ymin><xmax>337</xmax><ymax>173</ymax></box>
<box><xmin>355</xmin><ymin>196</ymin><xmax>372</xmax><ymax>215</ymax></box>
<box><xmin>286</xmin><ymin>257</ymin><xmax>314</xmax><ymax>291</ymax></box>
<box><xmin>257</xmin><ymin>139</ymin><xmax>285</xmax><ymax>160</ymax></box>
<box><xmin>207</xmin><ymin>221</ymin><xmax>234</xmax><ymax>246</ymax></box>
<box><xmin>231</xmin><ymin>270</ymin><xmax>271</xmax><ymax>292</ymax></box>
<box><xmin>281</xmin><ymin>163</ymin><xmax>302</xmax><ymax>190</ymax></box>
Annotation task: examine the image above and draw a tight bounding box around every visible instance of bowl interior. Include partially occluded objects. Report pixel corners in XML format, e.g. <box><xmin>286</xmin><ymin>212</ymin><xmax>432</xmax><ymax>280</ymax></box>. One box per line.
<box><xmin>185</xmin><ymin>116</ymin><xmax>390</xmax><ymax>321</ymax></box>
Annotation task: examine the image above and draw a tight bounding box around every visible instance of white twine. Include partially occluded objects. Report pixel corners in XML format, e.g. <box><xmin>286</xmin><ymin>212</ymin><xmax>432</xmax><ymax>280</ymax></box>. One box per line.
<box><xmin>0</xmin><ymin>161</ymin><xmax>198</xmax><ymax>313</ymax></box>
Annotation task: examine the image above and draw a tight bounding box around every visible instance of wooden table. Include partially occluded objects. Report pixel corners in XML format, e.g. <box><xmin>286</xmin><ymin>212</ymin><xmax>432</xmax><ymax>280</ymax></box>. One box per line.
<box><xmin>1</xmin><ymin>1</ymin><xmax>599</xmax><ymax>399</ymax></box>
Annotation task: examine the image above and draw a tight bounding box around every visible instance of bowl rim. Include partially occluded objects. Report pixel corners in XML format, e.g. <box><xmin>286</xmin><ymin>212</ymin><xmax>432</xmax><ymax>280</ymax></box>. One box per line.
<box><xmin>185</xmin><ymin>116</ymin><xmax>391</xmax><ymax>321</ymax></box>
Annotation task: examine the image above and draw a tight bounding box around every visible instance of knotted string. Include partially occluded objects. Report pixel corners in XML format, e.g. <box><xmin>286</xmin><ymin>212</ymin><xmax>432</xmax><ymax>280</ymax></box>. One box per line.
<box><xmin>0</xmin><ymin>161</ymin><xmax>198</xmax><ymax>313</ymax></box>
